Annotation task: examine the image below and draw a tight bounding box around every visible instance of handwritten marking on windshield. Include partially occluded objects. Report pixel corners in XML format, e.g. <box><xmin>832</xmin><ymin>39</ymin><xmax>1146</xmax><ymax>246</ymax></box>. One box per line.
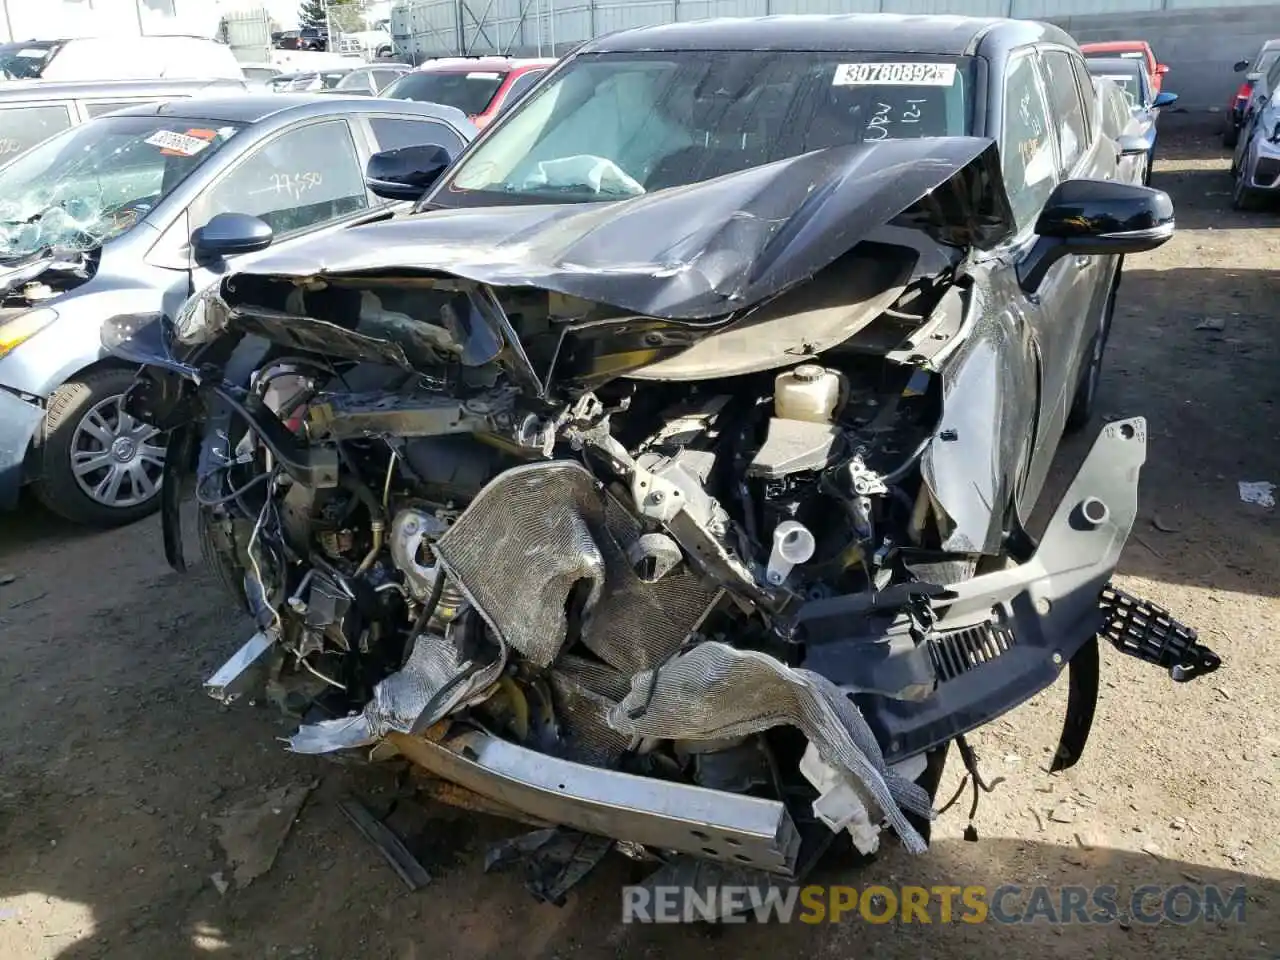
<box><xmin>864</xmin><ymin>99</ymin><xmax>931</xmax><ymax>140</ymax></box>
<box><xmin>866</xmin><ymin>103</ymin><xmax>892</xmax><ymax>141</ymax></box>
<box><xmin>0</xmin><ymin>138</ymin><xmax>21</xmax><ymax>156</ymax></box>
<box><xmin>834</xmin><ymin>62</ymin><xmax>957</xmax><ymax>86</ymax></box>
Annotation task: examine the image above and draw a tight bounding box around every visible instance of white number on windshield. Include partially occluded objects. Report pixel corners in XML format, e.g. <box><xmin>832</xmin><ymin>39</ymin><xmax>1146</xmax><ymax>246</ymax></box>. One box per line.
<box><xmin>834</xmin><ymin>62</ymin><xmax>957</xmax><ymax>86</ymax></box>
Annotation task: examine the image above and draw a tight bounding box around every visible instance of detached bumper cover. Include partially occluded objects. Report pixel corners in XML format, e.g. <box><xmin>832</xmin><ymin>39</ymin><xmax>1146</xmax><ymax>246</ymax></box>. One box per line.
<box><xmin>0</xmin><ymin>386</ymin><xmax>42</xmax><ymax>511</ymax></box>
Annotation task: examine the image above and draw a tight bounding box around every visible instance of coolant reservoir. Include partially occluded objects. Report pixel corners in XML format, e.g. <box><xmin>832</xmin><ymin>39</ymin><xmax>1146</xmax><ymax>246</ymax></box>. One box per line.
<box><xmin>775</xmin><ymin>364</ymin><xmax>841</xmax><ymax>423</ymax></box>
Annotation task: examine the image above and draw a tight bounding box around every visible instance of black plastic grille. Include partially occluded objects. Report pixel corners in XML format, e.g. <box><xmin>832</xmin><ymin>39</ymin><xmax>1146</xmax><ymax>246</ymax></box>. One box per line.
<box><xmin>928</xmin><ymin>622</ymin><xmax>1016</xmax><ymax>683</ymax></box>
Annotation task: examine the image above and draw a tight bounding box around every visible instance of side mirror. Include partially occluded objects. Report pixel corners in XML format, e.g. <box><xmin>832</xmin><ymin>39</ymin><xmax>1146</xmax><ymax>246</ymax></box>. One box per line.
<box><xmin>365</xmin><ymin>144</ymin><xmax>452</xmax><ymax>201</ymax></box>
<box><xmin>1153</xmin><ymin>90</ymin><xmax>1179</xmax><ymax>108</ymax></box>
<box><xmin>1018</xmin><ymin>179</ymin><xmax>1173</xmax><ymax>293</ymax></box>
<box><xmin>1155</xmin><ymin>63</ymin><xmax>1169</xmax><ymax>75</ymax></box>
<box><xmin>1234</xmin><ymin>59</ymin><xmax>1250</xmax><ymax>73</ymax></box>
<box><xmin>1116</xmin><ymin>134</ymin><xmax>1150</xmax><ymax>157</ymax></box>
<box><xmin>191</xmin><ymin>212</ymin><xmax>273</xmax><ymax>260</ymax></box>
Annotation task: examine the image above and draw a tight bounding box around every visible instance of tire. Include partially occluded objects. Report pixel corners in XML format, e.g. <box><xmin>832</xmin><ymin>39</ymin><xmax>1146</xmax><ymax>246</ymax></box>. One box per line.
<box><xmin>1232</xmin><ymin>167</ymin><xmax>1263</xmax><ymax>211</ymax></box>
<box><xmin>1144</xmin><ymin>147</ymin><xmax>1155</xmax><ymax>185</ymax></box>
<box><xmin>197</xmin><ymin>506</ymin><xmax>251</xmax><ymax>612</ymax></box>
<box><xmin>1223</xmin><ymin>124</ymin><xmax>1239</xmax><ymax>150</ymax></box>
<box><xmin>33</xmin><ymin>366</ymin><xmax>166</xmax><ymax>527</ymax></box>
<box><xmin>1065</xmin><ymin>277</ymin><xmax>1118</xmax><ymax>435</ymax></box>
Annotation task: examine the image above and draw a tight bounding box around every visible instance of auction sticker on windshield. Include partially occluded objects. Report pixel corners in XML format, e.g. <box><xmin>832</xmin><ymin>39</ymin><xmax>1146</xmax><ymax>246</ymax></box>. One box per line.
<box><xmin>833</xmin><ymin>62</ymin><xmax>956</xmax><ymax>86</ymax></box>
<box><xmin>144</xmin><ymin>129</ymin><xmax>215</xmax><ymax>158</ymax></box>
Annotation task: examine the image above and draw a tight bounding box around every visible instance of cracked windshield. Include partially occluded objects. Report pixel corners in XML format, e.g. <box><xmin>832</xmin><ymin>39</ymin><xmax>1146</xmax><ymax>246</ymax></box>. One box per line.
<box><xmin>0</xmin><ymin>115</ymin><xmax>241</xmax><ymax>260</ymax></box>
<box><xmin>441</xmin><ymin>51</ymin><xmax>973</xmax><ymax>204</ymax></box>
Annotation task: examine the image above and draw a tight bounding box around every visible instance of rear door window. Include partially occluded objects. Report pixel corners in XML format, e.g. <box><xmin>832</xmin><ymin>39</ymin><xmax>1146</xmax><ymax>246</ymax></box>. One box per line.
<box><xmin>372</xmin><ymin>69</ymin><xmax>405</xmax><ymax>91</ymax></box>
<box><xmin>498</xmin><ymin>69</ymin><xmax>546</xmax><ymax>113</ymax></box>
<box><xmin>84</xmin><ymin>99</ymin><xmax>163</xmax><ymax>119</ymax></box>
<box><xmin>1041</xmin><ymin>50</ymin><xmax>1089</xmax><ymax>175</ymax></box>
<box><xmin>368</xmin><ymin>116</ymin><xmax>466</xmax><ymax>157</ymax></box>
<box><xmin>0</xmin><ymin>103</ymin><xmax>74</xmax><ymax>161</ymax></box>
<box><xmin>336</xmin><ymin>70</ymin><xmax>376</xmax><ymax>94</ymax></box>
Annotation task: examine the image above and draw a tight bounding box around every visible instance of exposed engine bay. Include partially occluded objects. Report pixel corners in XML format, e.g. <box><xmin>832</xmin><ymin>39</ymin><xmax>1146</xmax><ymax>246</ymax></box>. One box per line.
<box><xmin>196</xmin><ymin>277</ymin><xmax>956</xmax><ymax>860</ymax></box>
<box><xmin>113</xmin><ymin>138</ymin><xmax>1219</xmax><ymax>887</ymax></box>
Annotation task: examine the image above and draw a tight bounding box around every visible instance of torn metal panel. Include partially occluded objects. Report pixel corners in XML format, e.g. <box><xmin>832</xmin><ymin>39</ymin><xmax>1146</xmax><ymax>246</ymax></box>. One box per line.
<box><xmin>608</xmin><ymin>642</ymin><xmax>933</xmax><ymax>855</ymax></box>
<box><xmin>287</xmin><ymin>623</ymin><xmax>507</xmax><ymax>754</ymax></box>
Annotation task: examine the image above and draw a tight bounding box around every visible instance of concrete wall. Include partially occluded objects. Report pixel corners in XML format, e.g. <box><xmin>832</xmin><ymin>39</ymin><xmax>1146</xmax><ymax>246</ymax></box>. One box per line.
<box><xmin>1048</xmin><ymin>4</ymin><xmax>1280</xmax><ymax>110</ymax></box>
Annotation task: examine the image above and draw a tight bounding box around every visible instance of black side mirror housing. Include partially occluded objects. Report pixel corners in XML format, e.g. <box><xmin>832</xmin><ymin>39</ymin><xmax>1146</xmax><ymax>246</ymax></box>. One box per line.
<box><xmin>191</xmin><ymin>212</ymin><xmax>274</xmax><ymax>260</ymax></box>
<box><xmin>1234</xmin><ymin>59</ymin><xmax>1250</xmax><ymax>73</ymax></box>
<box><xmin>1018</xmin><ymin>179</ymin><xmax>1174</xmax><ymax>293</ymax></box>
<box><xmin>365</xmin><ymin>144</ymin><xmax>452</xmax><ymax>201</ymax></box>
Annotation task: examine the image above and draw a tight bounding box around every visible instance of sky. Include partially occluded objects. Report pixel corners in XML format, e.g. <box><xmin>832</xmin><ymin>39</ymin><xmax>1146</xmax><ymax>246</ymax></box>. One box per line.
<box><xmin>264</xmin><ymin>0</ymin><xmax>301</xmax><ymax>29</ymax></box>
<box><xmin>259</xmin><ymin>0</ymin><xmax>393</xmax><ymax>30</ymax></box>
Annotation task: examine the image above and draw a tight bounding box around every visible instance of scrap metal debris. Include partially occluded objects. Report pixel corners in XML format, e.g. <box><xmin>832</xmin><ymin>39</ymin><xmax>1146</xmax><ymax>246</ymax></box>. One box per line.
<box><xmin>1238</xmin><ymin>480</ymin><xmax>1275</xmax><ymax>508</ymax></box>
<box><xmin>213</xmin><ymin>781</ymin><xmax>315</xmax><ymax>888</ymax></box>
<box><xmin>337</xmin><ymin>796</ymin><xmax>432</xmax><ymax>891</ymax></box>
<box><xmin>483</xmin><ymin>827</ymin><xmax>614</xmax><ymax>905</ymax></box>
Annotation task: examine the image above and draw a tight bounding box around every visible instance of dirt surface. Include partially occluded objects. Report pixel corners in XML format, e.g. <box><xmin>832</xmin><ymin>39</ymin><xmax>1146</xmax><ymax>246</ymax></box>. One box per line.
<box><xmin>1</xmin><ymin>118</ymin><xmax>1277</xmax><ymax>959</ymax></box>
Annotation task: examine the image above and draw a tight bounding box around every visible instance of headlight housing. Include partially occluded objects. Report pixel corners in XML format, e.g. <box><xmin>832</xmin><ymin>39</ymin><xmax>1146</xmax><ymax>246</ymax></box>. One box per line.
<box><xmin>173</xmin><ymin>282</ymin><xmax>229</xmax><ymax>346</ymax></box>
<box><xmin>0</xmin><ymin>307</ymin><xmax>59</xmax><ymax>360</ymax></box>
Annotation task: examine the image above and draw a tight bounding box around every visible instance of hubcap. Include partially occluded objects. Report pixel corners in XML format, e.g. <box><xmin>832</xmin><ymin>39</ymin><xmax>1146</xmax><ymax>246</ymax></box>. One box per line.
<box><xmin>70</xmin><ymin>394</ymin><xmax>166</xmax><ymax>508</ymax></box>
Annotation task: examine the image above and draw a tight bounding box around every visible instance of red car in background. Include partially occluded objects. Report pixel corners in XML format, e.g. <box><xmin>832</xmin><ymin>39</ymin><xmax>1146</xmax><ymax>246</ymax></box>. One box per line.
<box><xmin>1081</xmin><ymin>40</ymin><xmax>1168</xmax><ymax>94</ymax></box>
<box><xmin>379</xmin><ymin>56</ymin><xmax>557</xmax><ymax>128</ymax></box>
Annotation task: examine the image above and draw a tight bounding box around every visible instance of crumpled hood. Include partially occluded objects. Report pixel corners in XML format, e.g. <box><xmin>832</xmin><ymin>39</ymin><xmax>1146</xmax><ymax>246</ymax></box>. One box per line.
<box><xmin>223</xmin><ymin>136</ymin><xmax>1015</xmax><ymax>320</ymax></box>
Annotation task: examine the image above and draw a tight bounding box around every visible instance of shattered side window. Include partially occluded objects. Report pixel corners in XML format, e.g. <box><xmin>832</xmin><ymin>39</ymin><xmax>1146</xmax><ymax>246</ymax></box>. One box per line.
<box><xmin>999</xmin><ymin>53</ymin><xmax>1057</xmax><ymax>232</ymax></box>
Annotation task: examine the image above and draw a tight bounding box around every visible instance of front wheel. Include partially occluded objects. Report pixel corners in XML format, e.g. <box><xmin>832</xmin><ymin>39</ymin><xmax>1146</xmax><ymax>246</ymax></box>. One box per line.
<box><xmin>1223</xmin><ymin>124</ymin><xmax>1239</xmax><ymax>149</ymax></box>
<box><xmin>34</xmin><ymin>366</ymin><xmax>166</xmax><ymax>526</ymax></box>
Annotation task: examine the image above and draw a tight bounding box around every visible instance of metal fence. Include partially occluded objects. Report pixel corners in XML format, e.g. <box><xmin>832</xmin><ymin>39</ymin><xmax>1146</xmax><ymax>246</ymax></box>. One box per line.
<box><xmin>388</xmin><ymin>0</ymin><xmax>1274</xmax><ymax>60</ymax></box>
<box><xmin>221</xmin><ymin>5</ymin><xmax>273</xmax><ymax>64</ymax></box>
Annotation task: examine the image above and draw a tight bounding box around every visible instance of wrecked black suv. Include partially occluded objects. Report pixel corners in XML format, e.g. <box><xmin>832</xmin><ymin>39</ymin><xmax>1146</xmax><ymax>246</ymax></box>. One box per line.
<box><xmin>112</xmin><ymin>14</ymin><xmax>1219</xmax><ymax>893</ymax></box>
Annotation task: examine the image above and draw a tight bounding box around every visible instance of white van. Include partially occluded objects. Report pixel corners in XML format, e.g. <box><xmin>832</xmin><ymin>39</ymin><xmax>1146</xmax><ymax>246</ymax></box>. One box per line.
<box><xmin>0</xmin><ymin>36</ymin><xmax>245</xmax><ymax>82</ymax></box>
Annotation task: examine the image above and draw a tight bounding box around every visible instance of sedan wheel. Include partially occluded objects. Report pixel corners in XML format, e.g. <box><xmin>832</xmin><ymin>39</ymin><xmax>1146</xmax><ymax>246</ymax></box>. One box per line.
<box><xmin>34</xmin><ymin>366</ymin><xmax>166</xmax><ymax>527</ymax></box>
<box><xmin>71</xmin><ymin>396</ymin><xmax>165</xmax><ymax>507</ymax></box>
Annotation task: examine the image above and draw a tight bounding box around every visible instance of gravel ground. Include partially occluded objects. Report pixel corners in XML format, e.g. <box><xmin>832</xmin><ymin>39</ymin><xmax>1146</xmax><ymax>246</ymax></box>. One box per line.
<box><xmin>0</xmin><ymin>118</ymin><xmax>1277</xmax><ymax>959</ymax></box>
